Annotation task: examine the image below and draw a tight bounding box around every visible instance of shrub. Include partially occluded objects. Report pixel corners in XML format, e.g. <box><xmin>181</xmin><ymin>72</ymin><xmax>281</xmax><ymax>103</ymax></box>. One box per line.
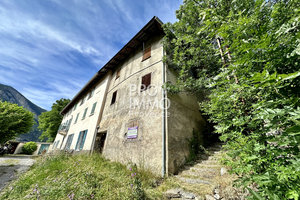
<box><xmin>22</xmin><ymin>142</ymin><xmax>37</xmax><ymax>155</ymax></box>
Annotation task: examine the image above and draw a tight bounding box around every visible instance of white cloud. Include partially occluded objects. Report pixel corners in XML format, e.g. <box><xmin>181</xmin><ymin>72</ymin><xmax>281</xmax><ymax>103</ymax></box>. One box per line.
<box><xmin>0</xmin><ymin>0</ymin><xmax>181</xmax><ymax>110</ymax></box>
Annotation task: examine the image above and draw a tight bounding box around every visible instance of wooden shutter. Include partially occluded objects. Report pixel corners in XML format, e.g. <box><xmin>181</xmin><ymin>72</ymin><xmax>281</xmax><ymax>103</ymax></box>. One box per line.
<box><xmin>116</xmin><ymin>69</ymin><xmax>121</xmax><ymax>79</ymax></box>
<box><xmin>141</xmin><ymin>73</ymin><xmax>151</xmax><ymax>91</ymax></box>
<box><xmin>91</xmin><ymin>102</ymin><xmax>97</xmax><ymax>115</ymax></box>
<box><xmin>79</xmin><ymin>130</ymin><xmax>87</xmax><ymax>150</ymax></box>
<box><xmin>142</xmin><ymin>46</ymin><xmax>151</xmax><ymax>61</ymax></box>
<box><xmin>75</xmin><ymin>131</ymin><xmax>82</xmax><ymax>150</ymax></box>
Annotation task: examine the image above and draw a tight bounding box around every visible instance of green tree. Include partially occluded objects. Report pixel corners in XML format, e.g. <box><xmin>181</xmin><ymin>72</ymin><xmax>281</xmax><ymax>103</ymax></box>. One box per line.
<box><xmin>0</xmin><ymin>101</ymin><xmax>34</xmax><ymax>144</ymax></box>
<box><xmin>165</xmin><ymin>0</ymin><xmax>300</xmax><ymax>199</ymax></box>
<box><xmin>38</xmin><ymin>98</ymin><xmax>70</xmax><ymax>142</ymax></box>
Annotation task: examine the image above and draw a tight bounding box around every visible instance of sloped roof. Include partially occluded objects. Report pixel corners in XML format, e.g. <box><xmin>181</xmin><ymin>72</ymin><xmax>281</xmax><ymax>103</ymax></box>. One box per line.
<box><xmin>61</xmin><ymin>16</ymin><xmax>164</xmax><ymax>114</ymax></box>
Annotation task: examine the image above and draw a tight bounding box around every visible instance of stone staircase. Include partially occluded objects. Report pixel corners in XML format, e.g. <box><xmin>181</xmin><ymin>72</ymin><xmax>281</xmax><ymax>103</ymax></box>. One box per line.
<box><xmin>164</xmin><ymin>143</ymin><xmax>244</xmax><ymax>200</ymax></box>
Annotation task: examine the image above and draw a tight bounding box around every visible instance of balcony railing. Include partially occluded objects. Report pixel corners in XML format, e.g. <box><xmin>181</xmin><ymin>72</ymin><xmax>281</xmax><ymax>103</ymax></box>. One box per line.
<box><xmin>58</xmin><ymin>118</ymin><xmax>72</xmax><ymax>135</ymax></box>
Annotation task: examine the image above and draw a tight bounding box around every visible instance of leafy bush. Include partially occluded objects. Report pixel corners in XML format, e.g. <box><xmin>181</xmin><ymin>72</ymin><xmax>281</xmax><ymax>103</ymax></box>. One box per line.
<box><xmin>22</xmin><ymin>142</ymin><xmax>37</xmax><ymax>155</ymax></box>
<box><xmin>187</xmin><ymin>130</ymin><xmax>206</xmax><ymax>162</ymax></box>
<box><xmin>164</xmin><ymin>0</ymin><xmax>300</xmax><ymax>199</ymax></box>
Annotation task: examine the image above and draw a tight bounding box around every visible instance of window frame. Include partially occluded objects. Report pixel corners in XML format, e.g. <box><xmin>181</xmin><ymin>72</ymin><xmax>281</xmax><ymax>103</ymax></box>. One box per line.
<box><xmin>82</xmin><ymin>107</ymin><xmax>88</xmax><ymax>120</ymax></box>
<box><xmin>74</xmin><ymin>113</ymin><xmax>79</xmax><ymax>124</ymax></box>
<box><xmin>111</xmin><ymin>91</ymin><xmax>117</xmax><ymax>105</ymax></box>
<box><xmin>115</xmin><ymin>68</ymin><xmax>121</xmax><ymax>80</ymax></box>
<box><xmin>65</xmin><ymin>134</ymin><xmax>74</xmax><ymax>150</ymax></box>
<box><xmin>90</xmin><ymin>102</ymin><xmax>97</xmax><ymax>116</ymax></box>
<box><xmin>141</xmin><ymin>73</ymin><xmax>152</xmax><ymax>92</ymax></box>
<box><xmin>75</xmin><ymin>130</ymin><xmax>87</xmax><ymax>151</ymax></box>
<box><xmin>142</xmin><ymin>46</ymin><xmax>151</xmax><ymax>61</ymax></box>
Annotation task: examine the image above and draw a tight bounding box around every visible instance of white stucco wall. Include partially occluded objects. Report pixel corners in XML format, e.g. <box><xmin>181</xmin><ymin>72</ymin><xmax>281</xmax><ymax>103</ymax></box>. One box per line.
<box><xmin>50</xmin><ymin>74</ymin><xmax>110</xmax><ymax>153</ymax></box>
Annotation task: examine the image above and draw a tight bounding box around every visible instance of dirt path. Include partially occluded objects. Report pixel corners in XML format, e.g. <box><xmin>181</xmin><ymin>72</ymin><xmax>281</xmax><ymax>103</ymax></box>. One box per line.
<box><xmin>0</xmin><ymin>156</ymin><xmax>35</xmax><ymax>191</ymax></box>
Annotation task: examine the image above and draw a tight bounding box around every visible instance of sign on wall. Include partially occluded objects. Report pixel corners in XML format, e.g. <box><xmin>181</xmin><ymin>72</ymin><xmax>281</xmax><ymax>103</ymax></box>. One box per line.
<box><xmin>127</xmin><ymin>126</ymin><xmax>138</xmax><ymax>139</ymax></box>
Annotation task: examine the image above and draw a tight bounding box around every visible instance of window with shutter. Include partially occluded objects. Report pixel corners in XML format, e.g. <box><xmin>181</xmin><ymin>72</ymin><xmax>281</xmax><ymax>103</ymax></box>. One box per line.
<box><xmin>141</xmin><ymin>73</ymin><xmax>151</xmax><ymax>92</ymax></box>
<box><xmin>65</xmin><ymin>134</ymin><xmax>74</xmax><ymax>150</ymax></box>
<box><xmin>74</xmin><ymin>113</ymin><xmax>79</xmax><ymax>124</ymax></box>
<box><xmin>88</xmin><ymin>88</ymin><xmax>95</xmax><ymax>99</ymax></box>
<box><xmin>75</xmin><ymin>130</ymin><xmax>87</xmax><ymax>151</ymax></box>
<box><xmin>82</xmin><ymin>107</ymin><xmax>88</xmax><ymax>120</ymax></box>
<box><xmin>116</xmin><ymin>69</ymin><xmax>121</xmax><ymax>79</ymax></box>
<box><xmin>142</xmin><ymin>46</ymin><xmax>151</xmax><ymax>61</ymax></box>
<box><xmin>90</xmin><ymin>102</ymin><xmax>97</xmax><ymax>115</ymax></box>
<box><xmin>111</xmin><ymin>91</ymin><xmax>117</xmax><ymax>105</ymax></box>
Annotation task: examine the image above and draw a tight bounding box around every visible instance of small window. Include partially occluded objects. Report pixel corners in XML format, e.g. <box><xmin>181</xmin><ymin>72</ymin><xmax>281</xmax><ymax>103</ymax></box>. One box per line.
<box><xmin>90</xmin><ymin>102</ymin><xmax>97</xmax><ymax>115</ymax></box>
<box><xmin>52</xmin><ymin>141</ymin><xmax>56</xmax><ymax>149</ymax></box>
<box><xmin>75</xmin><ymin>130</ymin><xmax>88</xmax><ymax>151</ymax></box>
<box><xmin>111</xmin><ymin>91</ymin><xmax>117</xmax><ymax>105</ymax></box>
<box><xmin>73</xmin><ymin>103</ymin><xmax>77</xmax><ymax>111</ymax></box>
<box><xmin>74</xmin><ymin>113</ymin><xmax>79</xmax><ymax>124</ymax></box>
<box><xmin>116</xmin><ymin>69</ymin><xmax>121</xmax><ymax>80</ymax></box>
<box><xmin>142</xmin><ymin>46</ymin><xmax>151</xmax><ymax>61</ymax></box>
<box><xmin>65</xmin><ymin>134</ymin><xmax>74</xmax><ymax>150</ymax></box>
<box><xmin>56</xmin><ymin>140</ymin><xmax>60</xmax><ymax>149</ymax></box>
<box><xmin>141</xmin><ymin>73</ymin><xmax>151</xmax><ymax>92</ymax></box>
<box><xmin>88</xmin><ymin>88</ymin><xmax>95</xmax><ymax>100</ymax></box>
<box><xmin>80</xmin><ymin>96</ymin><xmax>85</xmax><ymax>106</ymax></box>
<box><xmin>82</xmin><ymin>108</ymin><xmax>88</xmax><ymax>120</ymax></box>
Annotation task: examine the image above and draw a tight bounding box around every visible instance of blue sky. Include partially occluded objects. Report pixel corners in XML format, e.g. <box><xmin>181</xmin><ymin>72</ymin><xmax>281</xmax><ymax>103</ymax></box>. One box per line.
<box><xmin>0</xmin><ymin>0</ymin><xmax>182</xmax><ymax>110</ymax></box>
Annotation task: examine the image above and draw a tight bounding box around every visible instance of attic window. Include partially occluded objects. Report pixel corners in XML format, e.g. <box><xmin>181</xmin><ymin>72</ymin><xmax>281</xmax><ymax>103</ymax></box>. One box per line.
<box><xmin>141</xmin><ymin>73</ymin><xmax>151</xmax><ymax>92</ymax></box>
<box><xmin>88</xmin><ymin>88</ymin><xmax>95</xmax><ymax>99</ymax></box>
<box><xmin>111</xmin><ymin>91</ymin><xmax>117</xmax><ymax>105</ymax></box>
<box><xmin>142</xmin><ymin>46</ymin><xmax>151</xmax><ymax>61</ymax></box>
<box><xmin>116</xmin><ymin>69</ymin><xmax>121</xmax><ymax>80</ymax></box>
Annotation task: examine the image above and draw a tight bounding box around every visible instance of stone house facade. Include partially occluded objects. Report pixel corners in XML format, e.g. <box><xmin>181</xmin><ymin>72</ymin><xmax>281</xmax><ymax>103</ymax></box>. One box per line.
<box><xmin>50</xmin><ymin>17</ymin><xmax>205</xmax><ymax>176</ymax></box>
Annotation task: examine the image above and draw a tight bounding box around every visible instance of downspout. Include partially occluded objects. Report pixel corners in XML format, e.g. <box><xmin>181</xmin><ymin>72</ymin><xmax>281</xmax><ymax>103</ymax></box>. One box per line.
<box><xmin>162</xmin><ymin>46</ymin><xmax>167</xmax><ymax>177</ymax></box>
<box><xmin>90</xmin><ymin>71</ymin><xmax>112</xmax><ymax>154</ymax></box>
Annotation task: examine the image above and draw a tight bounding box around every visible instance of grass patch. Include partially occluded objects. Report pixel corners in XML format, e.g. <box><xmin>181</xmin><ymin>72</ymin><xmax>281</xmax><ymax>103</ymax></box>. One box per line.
<box><xmin>0</xmin><ymin>154</ymin><xmax>163</xmax><ymax>200</ymax></box>
<box><xmin>0</xmin><ymin>159</ymin><xmax>20</xmax><ymax>166</ymax></box>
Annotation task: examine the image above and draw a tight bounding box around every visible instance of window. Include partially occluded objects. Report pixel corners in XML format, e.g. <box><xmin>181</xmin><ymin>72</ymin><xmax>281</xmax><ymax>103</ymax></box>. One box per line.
<box><xmin>74</xmin><ymin>113</ymin><xmax>79</xmax><ymax>124</ymax></box>
<box><xmin>65</xmin><ymin>134</ymin><xmax>74</xmax><ymax>150</ymax></box>
<box><xmin>52</xmin><ymin>141</ymin><xmax>56</xmax><ymax>149</ymax></box>
<box><xmin>111</xmin><ymin>91</ymin><xmax>117</xmax><ymax>105</ymax></box>
<box><xmin>82</xmin><ymin>107</ymin><xmax>88</xmax><ymax>120</ymax></box>
<box><xmin>141</xmin><ymin>73</ymin><xmax>151</xmax><ymax>92</ymax></box>
<box><xmin>90</xmin><ymin>102</ymin><xmax>97</xmax><ymax>115</ymax></box>
<box><xmin>56</xmin><ymin>140</ymin><xmax>60</xmax><ymax>149</ymax></box>
<box><xmin>73</xmin><ymin>103</ymin><xmax>77</xmax><ymax>111</ymax></box>
<box><xmin>116</xmin><ymin>68</ymin><xmax>121</xmax><ymax>80</ymax></box>
<box><xmin>142</xmin><ymin>46</ymin><xmax>151</xmax><ymax>61</ymax></box>
<box><xmin>88</xmin><ymin>88</ymin><xmax>95</xmax><ymax>100</ymax></box>
<box><xmin>75</xmin><ymin>130</ymin><xmax>88</xmax><ymax>151</ymax></box>
<box><xmin>80</xmin><ymin>96</ymin><xmax>85</xmax><ymax>106</ymax></box>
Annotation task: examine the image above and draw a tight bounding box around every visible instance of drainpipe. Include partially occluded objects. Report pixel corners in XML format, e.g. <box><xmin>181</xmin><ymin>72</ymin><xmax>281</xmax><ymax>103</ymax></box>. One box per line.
<box><xmin>161</xmin><ymin>47</ymin><xmax>167</xmax><ymax>177</ymax></box>
<box><xmin>90</xmin><ymin>71</ymin><xmax>112</xmax><ymax>154</ymax></box>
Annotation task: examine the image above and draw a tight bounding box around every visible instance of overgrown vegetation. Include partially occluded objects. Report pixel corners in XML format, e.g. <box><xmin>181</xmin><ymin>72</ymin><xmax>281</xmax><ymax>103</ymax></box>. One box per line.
<box><xmin>22</xmin><ymin>142</ymin><xmax>38</xmax><ymax>155</ymax></box>
<box><xmin>164</xmin><ymin>0</ymin><xmax>300</xmax><ymax>199</ymax></box>
<box><xmin>0</xmin><ymin>154</ymin><xmax>162</xmax><ymax>200</ymax></box>
<box><xmin>187</xmin><ymin>129</ymin><xmax>206</xmax><ymax>162</ymax></box>
<box><xmin>38</xmin><ymin>98</ymin><xmax>70</xmax><ymax>142</ymax></box>
<box><xmin>0</xmin><ymin>101</ymin><xmax>34</xmax><ymax>144</ymax></box>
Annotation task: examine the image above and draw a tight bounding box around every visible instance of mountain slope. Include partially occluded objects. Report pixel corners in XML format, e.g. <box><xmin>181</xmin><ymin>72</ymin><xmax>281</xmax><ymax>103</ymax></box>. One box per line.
<box><xmin>0</xmin><ymin>83</ymin><xmax>46</xmax><ymax>141</ymax></box>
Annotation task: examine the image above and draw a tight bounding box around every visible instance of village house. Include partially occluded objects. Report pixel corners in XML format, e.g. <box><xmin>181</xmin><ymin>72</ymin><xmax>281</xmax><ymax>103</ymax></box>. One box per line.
<box><xmin>50</xmin><ymin>17</ymin><xmax>206</xmax><ymax>176</ymax></box>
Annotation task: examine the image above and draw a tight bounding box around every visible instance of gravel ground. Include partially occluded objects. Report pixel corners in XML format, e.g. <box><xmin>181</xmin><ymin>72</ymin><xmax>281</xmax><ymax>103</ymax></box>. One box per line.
<box><xmin>0</xmin><ymin>156</ymin><xmax>36</xmax><ymax>191</ymax></box>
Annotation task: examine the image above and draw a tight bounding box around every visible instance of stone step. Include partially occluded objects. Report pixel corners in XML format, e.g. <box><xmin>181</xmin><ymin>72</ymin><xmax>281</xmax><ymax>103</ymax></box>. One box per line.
<box><xmin>177</xmin><ymin>177</ymin><xmax>212</xmax><ymax>185</ymax></box>
<box><xmin>194</xmin><ymin>164</ymin><xmax>221</xmax><ymax>169</ymax></box>
<box><xmin>198</xmin><ymin>160</ymin><xmax>219</xmax><ymax>165</ymax></box>
<box><xmin>179</xmin><ymin>169</ymin><xmax>219</xmax><ymax>179</ymax></box>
